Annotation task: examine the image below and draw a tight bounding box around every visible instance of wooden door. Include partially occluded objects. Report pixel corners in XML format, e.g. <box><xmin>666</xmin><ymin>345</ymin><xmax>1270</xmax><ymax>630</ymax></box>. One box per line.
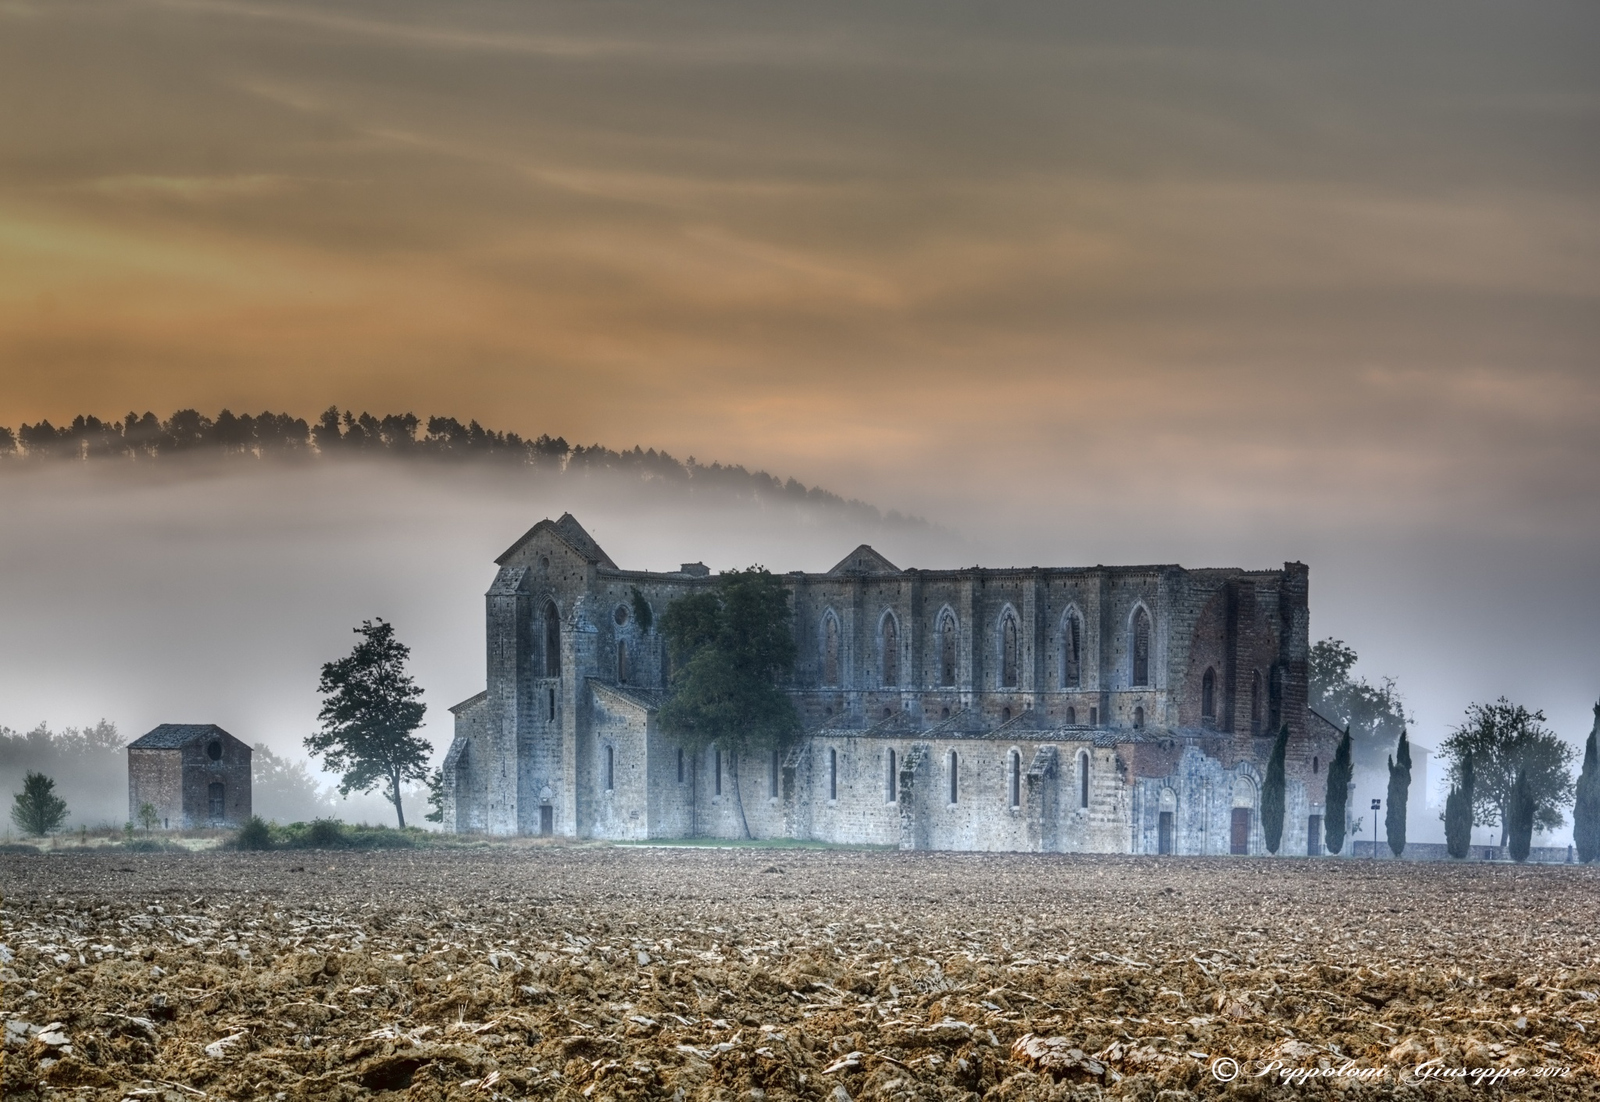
<box><xmin>1230</xmin><ymin>808</ymin><xmax>1250</xmax><ymax>854</ymax></box>
<box><xmin>1158</xmin><ymin>811</ymin><xmax>1174</xmax><ymax>855</ymax></box>
<box><xmin>540</xmin><ymin>804</ymin><xmax>554</xmax><ymax>836</ymax></box>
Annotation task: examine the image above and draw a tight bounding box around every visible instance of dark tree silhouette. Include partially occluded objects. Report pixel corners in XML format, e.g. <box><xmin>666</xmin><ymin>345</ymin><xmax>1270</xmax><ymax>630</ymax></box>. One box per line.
<box><xmin>1508</xmin><ymin>768</ymin><xmax>1535</xmax><ymax>863</ymax></box>
<box><xmin>1574</xmin><ymin>705</ymin><xmax>1600</xmax><ymax>864</ymax></box>
<box><xmin>1444</xmin><ymin>750</ymin><xmax>1474</xmax><ymax>859</ymax></box>
<box><xmin>305</xmin><ymin>619</ymin><xmax>429</xmax><ymax>829</ymax></box>
<box><xmin>1386</xmin><ymin>729</ymin><xmax>1412</xmax><ymax>857</ymax></box>
<box><xmin>1261</xmin><ymin>723</ymin><xmax>1289</xmax><ymax>854</ymax></box>
<box><xmin>1323</xmin><ymin>727</ymin><xmax>1352</xmax><ymax>854</ymax></box>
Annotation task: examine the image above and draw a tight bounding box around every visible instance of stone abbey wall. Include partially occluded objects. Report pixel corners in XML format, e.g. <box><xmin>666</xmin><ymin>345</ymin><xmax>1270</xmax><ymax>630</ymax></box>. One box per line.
<box><xmin>442</xmin><ymin>515</ymin><xmax>1337</xmax><ymax>854</ymax></box>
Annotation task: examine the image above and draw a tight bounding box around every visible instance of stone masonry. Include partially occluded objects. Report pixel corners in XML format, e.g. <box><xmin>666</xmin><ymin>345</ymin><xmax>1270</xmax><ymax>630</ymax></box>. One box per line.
<box><xmin>441</xmin><ymin>515</ymin><xmax>1338</xmax><ymax>853</ymax></box>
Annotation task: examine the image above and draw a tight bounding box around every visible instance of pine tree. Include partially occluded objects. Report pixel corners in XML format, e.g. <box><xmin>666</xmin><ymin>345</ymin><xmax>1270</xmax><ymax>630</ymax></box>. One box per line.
<box><xmin>1323</xmin><ymin>727</ymin><xmax>1352</xmax><ymax>854</ymax></box>
<box><xmin>1508</xmin><ymin>767</ymin><xmax>1535</xmax><ymax>863</ymax></box>
<box><xmin>1445</xmin><ymin>750</ymin><xmax>1474</xmax><ymax>859</ymax></box>
<box><xmin>1262</xmin><ymin>723</ymin><xmax>1289</xmax><ymax>854</ymax></box>
<box><xmin>1574</xmin><ymin>704</ymin><xmax>1600</xmax><ymax>864</ymax></box>
<box><xmin>1386</xmin><ymin>728</ymin><xmax>1412</xmax><ymax>857</ymax></box>
<box><xmin>11</xmin><ymin>771</ymin><xmax>68</xmax><ymax>836</ymax></box>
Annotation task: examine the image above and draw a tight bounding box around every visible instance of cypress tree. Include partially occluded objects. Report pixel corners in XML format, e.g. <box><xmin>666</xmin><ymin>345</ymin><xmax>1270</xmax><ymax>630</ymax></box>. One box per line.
<box><xmin>1386</xmin><ymin>729</ymin><xmax>1412</xmax><ymax>857</ymax></box>
<box><xmin>1574</xmin><ymin>704</ymin><xmax>1600</xmax><ymax>865</ymax></box>
<box><xmin>1508</xmin><ymin>767</ymin><xmax>1535</xmax><ymax>863</ymax></box>
<box><xmin>1445</xmin><ymin>751</ymin><xmax>1474</xmax><ymax>859</ymax></box>
<box><xmin>1324</xmin><ymin>727</ymin><xmax>1352</xmax><ymax>855</ymax></box>
<box><xmin>1262</xmin><ymin>723</ymin><xmax>1289</xmax><ymax>854</ymax></box>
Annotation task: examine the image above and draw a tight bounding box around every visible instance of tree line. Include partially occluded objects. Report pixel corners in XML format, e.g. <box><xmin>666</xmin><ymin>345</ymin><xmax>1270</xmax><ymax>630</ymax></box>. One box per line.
<box><xmin>1306</xmin><ymin>636</ymin><xmax>1599</xmax><ymax>862</ymax></box>
<box><xmin>0</xmin><ymin>406</ymin><xmax>916</xmax><ymax>526</ymax></box>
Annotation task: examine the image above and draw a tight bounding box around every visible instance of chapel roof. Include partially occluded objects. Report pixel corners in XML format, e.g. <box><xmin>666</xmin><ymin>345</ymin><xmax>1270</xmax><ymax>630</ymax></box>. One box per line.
<box><xmin>496</xmin><ymin>512</ymin><xmax>618</xmax><ymax>569</ymax></box>
<box><xmin>827</xmin><ymin>545</ymin><xmax>901</xmax><ymax>575</ymax></box>
<box><xmin>127</xmin><ymin>723</ymin><xmax>243</xmax><ymax>750</ymax></box>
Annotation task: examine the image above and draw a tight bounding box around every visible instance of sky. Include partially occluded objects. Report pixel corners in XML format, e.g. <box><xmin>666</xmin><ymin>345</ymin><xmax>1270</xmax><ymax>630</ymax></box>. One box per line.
<box><xmin>0</xmin><ymin>2</ymin><xmax>1597</xmax><ymax>814</ymax></box>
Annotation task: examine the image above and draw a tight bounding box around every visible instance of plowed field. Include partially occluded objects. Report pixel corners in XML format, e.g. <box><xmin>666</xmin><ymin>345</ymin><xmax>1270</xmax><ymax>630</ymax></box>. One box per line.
<box><xmin>3</xmin><ymin>847</ymin><xmax>1597</xmax><ymax>1100</ymax></box>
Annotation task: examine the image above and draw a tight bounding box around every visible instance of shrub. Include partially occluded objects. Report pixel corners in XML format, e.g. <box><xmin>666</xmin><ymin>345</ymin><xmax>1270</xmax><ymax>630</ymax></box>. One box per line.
<box><xmin>306</xmin><ymin>818</ymin><xmax>345</xmax><ymax>847</ymax></box>
<box><xmin>236</xmin><ymin>816</ymin><xmax>273</xmax><ymax>851</ymax></box>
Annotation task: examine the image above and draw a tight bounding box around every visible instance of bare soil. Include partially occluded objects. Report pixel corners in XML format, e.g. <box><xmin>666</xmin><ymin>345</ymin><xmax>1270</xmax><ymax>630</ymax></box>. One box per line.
<box><xmin>3</xmin><ymin>847</ymin><xmax>1597</xmax><ymax>1101</ymax></box>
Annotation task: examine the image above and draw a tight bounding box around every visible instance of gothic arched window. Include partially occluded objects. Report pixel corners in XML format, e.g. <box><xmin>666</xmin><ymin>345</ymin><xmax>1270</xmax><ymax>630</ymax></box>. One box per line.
<box><xmin>1063</xmin><ymin>611</ymin><xmax>1082</xmax><ymax>688</ymax></box>
<box><xmin>1201</xmin><ymin>667</ymin><xmax>1216</xmax><ymax>723</ymax></box>
<box><xmin>543</xmin><ymin>600</ymin><xmax>561</xmax><ymax>678</ymax></box>
<box><xmin>939</xmin><ymin>612</ymin><xmax>957</xmax><ymax>687</ymax></box>
<box><xmin>1008</xmin><ymin>749</ymin><xmax>1021</xmax><ymax>809</ymax></box>
<box><xmin>822</xmin><ymin>613</ymin><xmax>840</xmax><ymax>687</ymax></box>
<box><xmin>1000</xmin><ymin>611</ymin><xmax>1019</xmax><ymax>688</ymax></box>
<box><xmin>881</xmin><ymin>613</ymin><xmax>899</xmax><ymax>687</ymax></box>
<box><xmin>1131</xmin><ymin>606</ymin><xmax>1151</xmax><ymax>687</ymax></box>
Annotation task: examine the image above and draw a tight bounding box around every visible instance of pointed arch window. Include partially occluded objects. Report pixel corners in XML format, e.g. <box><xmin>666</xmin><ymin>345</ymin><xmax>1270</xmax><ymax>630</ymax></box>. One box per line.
<box><xmin>885</xmin><ymin>748</ymin><xmax>897</xmax><ymax>803</ymax></box>
<box><xmin>1201</xmin><ymin>667</ymin><xmax>1216</xmax><ymax>724</ymax></box>
<box><xmin>1008</xmin><ymin>749</ymin><xmax>1021</xmax><ymax>809</ymax></box>
<box><xmin>948</xmin><ymin>750</ymin><xmax>959</xmax><ymax>804</ymax></box>
<box><xmin>1063</xmin><ymin>611</ymin><xmax>1082</xmax><ymax>688</ymax></box>
<box><xmin>1000</xmin><ymin>611</ymin><xmax>1019</xmax><ymax>688</ymax></box>
<box><xmin>939</xmin><ymin>612</ymin><xmax>957</xmax><ymax>687</ymax></box>
<box><xmin>543</xmin><ymin>600</ymin><xmax>561</xmax><ymax>678</ymax></box>
<box><xmin>881</xmin><ymin>613</ymin><xmax>899</xmax><ymax>687</ymax></box>
<box><xmin>604</xmin><ymin>745</ymin><xmax>614</xmax><ymax>791</ymax></box>
<box><xmin>1131</xmin><ymin>606</ymin><xmax>1151</xmax><ymax>687</ymax></box>
<box><xmin>822</xmin><ymin>614</ymin><xmax>840</xmax><ymax>687</ymax></box>
<box><xmin>828</xmin><ymin>747</ymin><xmax>838</xmax><ymax>800</ymax></box>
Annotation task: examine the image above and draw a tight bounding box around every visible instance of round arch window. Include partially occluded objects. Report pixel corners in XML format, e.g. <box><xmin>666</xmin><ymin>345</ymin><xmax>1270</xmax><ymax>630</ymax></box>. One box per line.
<box><xmin>206</xmin><ymin>740</ymin><xmax>222</xmax><ymax>761</ymax></box>
<box><xmin>614</xmin><ymin>605</ymin><xmax>628</xmax><ymax>625</ymax></box>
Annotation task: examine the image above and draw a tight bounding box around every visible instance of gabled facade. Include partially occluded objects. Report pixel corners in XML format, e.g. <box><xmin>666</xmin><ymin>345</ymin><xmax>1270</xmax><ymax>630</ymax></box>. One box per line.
<box><xmin>441</xmin><ymin>514</ymin><xmax>1338</xmax><ymax>853</ymax></box>
<box><xmin>127</xmin><ymin>723</ymin><xmax>252</xmax><ymax>829</ymax></box>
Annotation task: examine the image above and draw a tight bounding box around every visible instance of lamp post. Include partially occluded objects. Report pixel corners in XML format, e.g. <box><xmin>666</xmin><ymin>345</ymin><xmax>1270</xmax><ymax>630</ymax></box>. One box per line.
<box><xmin>1371</xmin><ymin>799</ymin><xmax>1382</xmax><ymax>859</ymax></box>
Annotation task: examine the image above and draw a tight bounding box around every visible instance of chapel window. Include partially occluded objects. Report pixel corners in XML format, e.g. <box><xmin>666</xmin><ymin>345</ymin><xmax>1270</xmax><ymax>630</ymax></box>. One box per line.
<box><xmin>714</xmin><ymin>748</ymin><xmax>722</xmax><ymax>796</ymax></box>
<box><xmin>829</xmin><ymin>748</ymin><xmax>838</xmax><ymax>801</ymax></box>
<box><xmin>881</xmin><ymin>613</ymin><xmax>899</xmax><ymax>687</ymax></box>
<box><xmin>1078</xmin><ymin>752</ymin><xmax>1090</xmax><ymax>809</ymax></box>
<box><xmin>823</xmin><ymin>614</ymin><xmax>840</xmax><ymax>687</ymax></box>
<box><xmin>1250</xmin><ymin>670</ymin><xmax>1262</xmax><ymax>735</ymax></box>
<box><xmin>940</xmin><ymin>613</ymin><xmax>957</xmax><ymax>687</ymax></box>
<box><xmin>604</xmin><ymin>746</ymin><xmax>614</xmax><ymax>791</ymax></box>
<box><xmin>1066</xmin><ymin>706</ymin><xmax>1077</xmax><ymax>725</ymax></box>
<box><xmin>948</xmin><ymin>750</ymin><xmax>959</xmax><ymax>804</ymax></box>
<box><xmin>1063</xmin><ymin>612</ymin><xmax>1082</xmax><ymax>688</ymax></box>
<box><xmin>1134</xmin><ymin>706</ymin><xmax>1145</xmax><ymax>729</ymax></box>
<box><xmin>544</xmin><ymin>601</ymin><xmax>561</xmax><ymax>678</ymax></box>
<box><xmin>1000</xmin><ymin>612</ymin><xmax>1019</xmax><ymax>688</ymax></box>
<box><xmin>1008</xmin><ymin>750</ymin><xmax>1021</xmax><ymax>809</ymax></box>
<box><xmin>885</xmin><ymin>749</ymin><xmax>897</xmax><ymax>803</ymax></box>
<box><xmin>1131</xmin><ymin>607</ymin><xmax>1151</xmax><ymax>687</ymax></box>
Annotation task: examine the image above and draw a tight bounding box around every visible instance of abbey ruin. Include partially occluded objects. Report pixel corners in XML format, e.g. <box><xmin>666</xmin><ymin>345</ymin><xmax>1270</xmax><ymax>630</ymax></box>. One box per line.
<box><xmin>441</xmin><ymin>515</ymin><xmax>1341</xmax><ymax>853</ymax></box>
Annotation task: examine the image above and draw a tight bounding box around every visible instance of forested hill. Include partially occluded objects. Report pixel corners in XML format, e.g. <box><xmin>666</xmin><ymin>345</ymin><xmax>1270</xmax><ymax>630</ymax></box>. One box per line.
<box><xmin>0</xmin><ymin>407</ymin><xmax>920</xmax><ymax>527</ymax></box>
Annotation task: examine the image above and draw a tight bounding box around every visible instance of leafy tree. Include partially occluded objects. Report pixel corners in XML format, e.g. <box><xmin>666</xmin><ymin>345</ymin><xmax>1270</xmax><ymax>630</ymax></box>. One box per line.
<box><xmin>1574</xmin><ymin>705</ymin><xmax>1600</xmax><ymax>865</ymax></box>
<box><xmin>251</xmin><ymin>743</ymin><xmax>334</xmax><ymax>823</ymax></box>
<box><xmin>1440</xmin><ymin>698</ymin><xmax>1575</xmax><ymax>848</ymax></box>
<box><xmin>1308</xmin><ymin>638</ymin><xmax>1410</xmax><ymax>772</ymax></box>
<box><xmin>138</xmin><ymin>802</ymin><xmax>160</xmax><ymax>832</ymax></box>
<box><xmin>305</xmin><ymin>619</ymin><xmax>429</xmax><ymax>829</ymax></box>
<box><xmin>1386</xmin><ymin>729</ymin><xmax>1412</xmax><ymax>857</ymax></box>
<box><xmin>425</xmin><ymin>767</ymin><xmax>445</xmax><ymax>825</ymax></box>
<box><xmin>658</xmin><ymin>568</ymin><xmax>801</xmax><ymax>839</ymax></box>
<box><xmin>1444</xmin><ymin>750</ymin><xmax>1474</xmax><ymax>859</ymax></box>
<box><xmin>1508</xmin><ymin>768</ymin><xmax>1535</xmax><ymax>863</ymax></box>
<box><xmin>1323</xmin><ymin>727</ymin><xmax>1352</xmax><ymax>854</ymax></box>
<box><xmin>11</xmin><ymin>771</ymin><xmax>68</xmax><ymax>836</ymax></box>
<box><xmin>1261</xmin><ymin>723</ymin><xmax>1288</xmax><ymax>854</ymax></box>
